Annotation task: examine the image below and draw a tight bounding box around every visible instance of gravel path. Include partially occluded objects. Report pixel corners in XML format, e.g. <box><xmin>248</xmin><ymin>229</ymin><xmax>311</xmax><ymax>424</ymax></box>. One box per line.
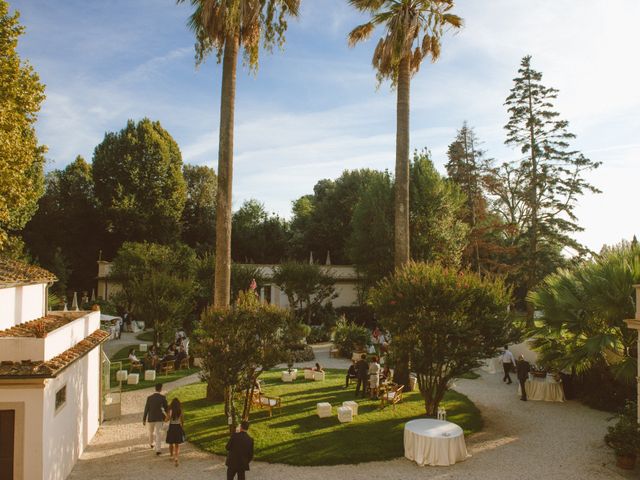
<box><xmin>69</xmin><ymin>351</ymin><xmax>632</xmax><ymax>480</ymax></box>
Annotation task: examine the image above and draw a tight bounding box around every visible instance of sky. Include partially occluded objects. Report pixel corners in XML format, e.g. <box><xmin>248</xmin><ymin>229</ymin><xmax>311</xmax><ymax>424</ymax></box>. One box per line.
<box><xmin>9</xmin><ymin>0</ymin><xmax>640</xmax><ymax>253</ymax></box>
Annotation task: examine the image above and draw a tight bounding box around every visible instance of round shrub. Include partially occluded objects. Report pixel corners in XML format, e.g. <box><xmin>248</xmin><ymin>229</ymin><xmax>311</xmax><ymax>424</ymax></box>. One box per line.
<box><xmin>333</xmin><ymin>317</ymin><xmax>370</xmax><ymax>357</ymax></box>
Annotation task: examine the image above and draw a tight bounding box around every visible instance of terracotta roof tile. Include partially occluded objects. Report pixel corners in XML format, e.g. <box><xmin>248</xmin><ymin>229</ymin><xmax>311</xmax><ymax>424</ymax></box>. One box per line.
<box><xmin>0</xmin><ymin>257</ymin><xmax>57</xmax><ymax>287</ymax></box>
<box><xmin>0</xmin><ymin>329</ymin><xmax>110</xmax><ymax>378</ymax></box>
<box><xmin>0</xmin><ymin>312</ymin><xmax>86</xmax><ymax>338</ymax></box>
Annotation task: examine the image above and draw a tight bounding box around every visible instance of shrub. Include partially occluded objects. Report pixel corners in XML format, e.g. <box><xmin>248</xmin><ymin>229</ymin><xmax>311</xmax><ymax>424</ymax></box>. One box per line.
<box><xmin>307</xmin><ymin>324</ymin><xmax>333</xmax><ymax>344</ymax></box>
<box><xmin>335</xmin><ymin>305</ymin><xmax>375</xmax><ymax>328</ymax></box>
<box><xmin>286</xmin><ymin>344</ymin><xmax>315</xmax><ymax>362</ymax></box>
<box><xmin>605</xmin><ymin>402</ymin><xmax>640</xmax><ymax>457</ymax></box>
<box><xmin>333</xmin><ymin>317</ymin><xmax>370</xmax><ymax>357</ymax></box>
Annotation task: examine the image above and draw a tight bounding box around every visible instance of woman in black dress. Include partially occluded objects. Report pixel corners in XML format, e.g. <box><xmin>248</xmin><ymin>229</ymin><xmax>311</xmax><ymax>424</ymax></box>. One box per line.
<box><xmin>165</xmin><ymin>398</ymin><xmax>186</xmax><ymax>466</ymax></box>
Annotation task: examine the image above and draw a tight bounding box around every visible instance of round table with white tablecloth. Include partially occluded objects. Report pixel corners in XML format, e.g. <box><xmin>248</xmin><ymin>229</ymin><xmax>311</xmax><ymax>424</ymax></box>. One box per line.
<box><xmin>518</xmin><ymin>375</ymin><xmax>565</xmax><ymax>402</ymax></box>
<box><xmin>403</xmin><ymin>419</ymin><xmax>469</xmax><ymax>467</ymax></box>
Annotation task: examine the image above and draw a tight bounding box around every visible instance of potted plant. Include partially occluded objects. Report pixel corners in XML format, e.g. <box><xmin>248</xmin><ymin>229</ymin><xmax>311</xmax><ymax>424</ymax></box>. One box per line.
<box><xmin>605</xmin><ymin>402</ymin><xmax>640</xmax><ymax>470</ymax></box>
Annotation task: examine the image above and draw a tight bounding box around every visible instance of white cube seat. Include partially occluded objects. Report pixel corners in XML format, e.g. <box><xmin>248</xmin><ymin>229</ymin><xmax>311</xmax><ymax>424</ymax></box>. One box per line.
<box><xmin>139</xmin><ymin>343</ymin><xmax>148</xmax><ymax>352</ymax></box>
<box><xmin>261</xmin><ymin>397</ymin><xmax>278</xmax><ymax>407</ymax></box>
<box><xmin>116</xmin><ymin>370</ymin><xmax>128</xmax><ymax>382</ymax></box>
<box><xmin>337</xmin><ymin>406</ymin><xmax>353</xmax><ymax>423</ymax></box>
<box><xmin>313</xmin><ymin>371</ymin><xmax>325</xmax><ymax>381</ymax></box>
<box><xmin>384</xmin><ymin>391</ymin><xmax>396</xmax><ymax>401</ymax></box>
<box><xmin>282</xmin><ymin>371</ymin><xmax>294</xmax><ymax>382</ymax></box>
<box><xmin>127</xmin><ymin>373</ymin><xmax>140</xmax><ymax>385</ymax></box>
<box><xmin>342</xmin><ymin>400</ymin><xmax>358</xmax><ymax>416</ymax></box>
<box><xmin>317</xmin><ymin>402</ymin><xmax>332</xmax><ymax>418</ymax></box>
<box><xmin>144</xmin><ymin>370</ymin><xmax>156</xmax><ymax>381</ymax></box>
<box><xmin>304</xmin><ymin>369</ymin><xmax>315</xmax><ymax>380</ymax></box>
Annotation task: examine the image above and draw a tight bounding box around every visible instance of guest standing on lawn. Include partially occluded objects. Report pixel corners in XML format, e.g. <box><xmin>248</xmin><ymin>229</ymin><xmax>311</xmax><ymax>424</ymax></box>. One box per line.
<box><xmin>355</xmin><ymin>354</ymin><xmax>369</xmax><ymax>398</ymax></box>
<box><xmin>226</xmin><ymin>421</ymin><xmax>254</xmax><ymax>480</ymax></box>
<box><xmin>516</xmin><ymin>355</ymin><xmax>531</xmax><ymax>401</ymax></box>
<box><xmin>165</xmin><ymin>398</ymin><xmax>186</xmax><ymax>466</ymax></box>
<box><xmin>501</xmin><ymin>345</ymin><xmax>516</xmax><ymax>384</ymax></box>
<box><xmin>143</xmin><ymin>383</ymin><xmax>168</xmax><ymax>455</ymax></box>
<box><xmin>369</xmin><ymin>356</ymin><xmax>381</xmax><ymax>399</ymax></box>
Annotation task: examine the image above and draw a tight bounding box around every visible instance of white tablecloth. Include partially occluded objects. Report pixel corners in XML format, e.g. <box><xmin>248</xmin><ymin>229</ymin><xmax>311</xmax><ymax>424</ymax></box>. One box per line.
<box><xmin>518</xmin><ymin>377</ymin><xmax>565</xmax><ymax>402</ymax></box>
<box><xmin>404</xmin><ymin>419</ymin><xmax>469</xmax><ymax>466</ymax></box>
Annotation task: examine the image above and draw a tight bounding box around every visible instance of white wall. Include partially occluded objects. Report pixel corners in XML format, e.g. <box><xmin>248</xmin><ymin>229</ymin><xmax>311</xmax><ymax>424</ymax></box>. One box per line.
<box><xmin>0</xmin><ymin>385</ymin><xmax>44</xmax><ymax>480</ymax></box>
<box><xmin>0</xmin><ymin>283</ymin><xmax>47</xmax><ymax>330</ymax></box>
<box><xmin>44</xmin><ymin>311</ymin><xmax>100</xmax><ymax>361</ymax></box>
<box><xmin>42</xmin><ymin>347</ymin><xmax>101</xmax><ymax>480</ymax></box>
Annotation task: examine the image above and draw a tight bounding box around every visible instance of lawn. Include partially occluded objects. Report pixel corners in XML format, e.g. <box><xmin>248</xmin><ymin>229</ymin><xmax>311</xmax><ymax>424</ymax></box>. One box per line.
<box><xmin>108</xmin><ymin>345</ymin><xmax>199</xmax><ymax>392</ymax></box>
<box><xmin>170</xmin><ymin>368</ymin><xmax>482</xmax><ymax>466</ymax></box>
<box><xmin>136</xmin><ymin>330</ymin><xmax>155</xmax><ymax>343</ymax></box>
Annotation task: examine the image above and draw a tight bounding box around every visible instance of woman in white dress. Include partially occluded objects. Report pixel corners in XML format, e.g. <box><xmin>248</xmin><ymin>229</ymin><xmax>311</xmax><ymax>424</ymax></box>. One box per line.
<box><xmin>369</xmin><ymin>356</ymin><xmax>381</xmax><ymax>399</ymax></box>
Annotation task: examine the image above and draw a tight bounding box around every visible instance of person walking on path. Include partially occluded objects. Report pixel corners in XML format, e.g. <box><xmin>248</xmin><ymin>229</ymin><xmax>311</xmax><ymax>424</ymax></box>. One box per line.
<box><xmin>516</xmin><ymin>355</ymin><xmax>531</xmax><ymax>401</ymax></box>
<box><xmin>165</xmin><ymin>398</ymin><xmax>186</xmax><ymax>466</ymax></box>
<box><xmin>226</xmin><ymin>421</ymin><xmax>254</xmax><ymax>480</ymax></box>
<box><xmin>143</xmin><ymin>383</ymin><xmax>168</xmax><ymax>455</ymax></box>
<box><xmin>501</xmin><ymin>345</ymin><xmax>516</xmax><ymax>384</ymax></box>
<box><xmin>354</xmin><ymin>353</ymin><xmax>369</xmax><ymax>398</ymax></box>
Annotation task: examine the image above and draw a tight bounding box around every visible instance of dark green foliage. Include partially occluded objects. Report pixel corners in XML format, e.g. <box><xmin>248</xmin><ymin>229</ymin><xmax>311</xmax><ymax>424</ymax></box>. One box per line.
<box><xmin>181</xmin><ymin>164</ymin><xmax>217</xmax><ymax>252</ymax></box>
<box><xmin>92</xmin><ymin>118</ymin><xmax>187</xmax><ymax>256</ymax></box>
<box><xmin>231</xmin><ymin>199</ymin><xmax>289</xmax><ymax>263</ymax></box>
<box><xmin>604</xmin><ymin>402</ymin><xmax>640</xmax><ymax>457</ymax></box>
<box><xmin>333</xmin><ymin>318</ymin><xmax>370</xmax><ymax>357</ymax></box>
<box><xmin>370</xmin><ymin>262</ymin><xmax>511</xmax><ymax>415</ymax></box>
<box><xmin>307</xmin><ymin>324</ymin><xmax>333</xmax><ymax>344</ymax></box>
<box><xmin>272</xmin><ymin>261</ymin><xmax>337</xmax><ymax>323</ymax></box>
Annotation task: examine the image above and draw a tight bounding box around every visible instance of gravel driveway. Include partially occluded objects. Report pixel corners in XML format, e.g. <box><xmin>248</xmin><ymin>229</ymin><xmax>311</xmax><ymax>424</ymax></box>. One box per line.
<box><xmin>69</xmin><ymin>351</ymin><xmax>632</xmax><ymax>480</ymax></box>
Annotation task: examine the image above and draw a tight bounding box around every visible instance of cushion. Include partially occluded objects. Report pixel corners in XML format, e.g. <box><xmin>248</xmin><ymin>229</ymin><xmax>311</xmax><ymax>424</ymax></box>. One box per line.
<box><xmin>127</xmin><ymin>373</ymin><xmax>140</xmax><ymax>385</ymax></box>
<box><xmin>116</xmin><ymin>370</ymin><xmax>128</xmax><ymax>382</ymax></box>
<box><xmin>144</xmin><ymin>370</ymin><xmax>156</xmax><ymax>381</ymax></box>
<box><xmin>139</xmin><ymin>343</ymin><xmax>148</xmax><ymax>352</ymax></box>
<box><xmin>260</xmin><ymin>397</ymin><xmax>277</xmax><ymax>407</ymax></box>
<box><xmin>337</xmin><ymin>406</ymin><xmax>353</xmax><ymax>423</ymax></box>
<box><xmin>342</xmin><ymin>401</ymin><xmax>358</xmax><ymax>416</ymax></box>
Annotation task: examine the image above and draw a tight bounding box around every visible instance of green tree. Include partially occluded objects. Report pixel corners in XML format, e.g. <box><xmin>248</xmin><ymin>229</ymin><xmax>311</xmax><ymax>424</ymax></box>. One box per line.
<box><xmin>92</xmin><ymin>119</ymin><xmax>187</xmax><ymax>256</ymax></box>
<box><xmin>370</xmin><ymin>262</ymin><xmax>511</xmax><ymax>415</ymax></box>
<box><xmin>272</xmin><ymin>261</ymin><xmax>337</xmax><ymax>323</ymax></box>
<box><xmin>232</xmin><ymin>199</ymin><xmax>289</xmax><ymax>263</ymax></box>
<box><xmin>503</xmin><ymin>55</ymin><xmax>601</xmax><ymax>309</ymax></box>
<box><xmin>0</xmin><ymin>0</ymin><xmax>46</xmax><ymax>253</ymax></box>
<box><xmin>348</xmin><ymin>0</ymin><xmax>462</xmax><ymax>269</ymax></box>
<box><xmin>179</xmin><ymin>0</ymin><xmax>300</xmax><ymax>308</ymax></box>
<box><xmin>182</xmin><ymin>164</ymin><xmax>217</xmax><ymax>252</ymax></box>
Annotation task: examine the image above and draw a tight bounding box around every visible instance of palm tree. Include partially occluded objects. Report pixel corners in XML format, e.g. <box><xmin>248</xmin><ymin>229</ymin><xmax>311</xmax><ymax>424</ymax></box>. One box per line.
<box><xmin>348</xmin><ymin>0</ymin><xmax>462</xmax><ymax>269</ymax></box>
<box><xmin>178</xmin><ymin>0</ymin><xmax>300</xmax><ymax>307</ymax></box>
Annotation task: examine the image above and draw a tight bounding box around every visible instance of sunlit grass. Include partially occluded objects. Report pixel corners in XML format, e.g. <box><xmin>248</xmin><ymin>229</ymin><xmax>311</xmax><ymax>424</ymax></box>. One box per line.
<box><xmin>170</xmin><ymin>368</ymin><xmax>482</xmax><ymax>465</ymax></box>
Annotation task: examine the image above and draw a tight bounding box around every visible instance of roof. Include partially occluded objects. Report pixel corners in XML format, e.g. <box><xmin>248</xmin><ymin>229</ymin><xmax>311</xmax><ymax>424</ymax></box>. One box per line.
<box><xmin>0</xmin><ymin>329</ymin><xmax>110</xmax><ymax>379</ymax></box>
<box><xmin>0</xmin><ymin>312</ymin><xmax>86</xmax><ymax>338</ymax></box>
<box><xmin>0</xmin><ymin>257</ymin><xmax>57</xmax><ymax>287</ymax></box>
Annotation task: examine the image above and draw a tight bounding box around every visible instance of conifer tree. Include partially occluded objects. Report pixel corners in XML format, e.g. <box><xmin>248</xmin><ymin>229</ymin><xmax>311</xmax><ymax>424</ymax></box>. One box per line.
<box><xmin>503</xmin><ymin>55</ymin><xmax>600</xmax><ymax>306</ymax></box>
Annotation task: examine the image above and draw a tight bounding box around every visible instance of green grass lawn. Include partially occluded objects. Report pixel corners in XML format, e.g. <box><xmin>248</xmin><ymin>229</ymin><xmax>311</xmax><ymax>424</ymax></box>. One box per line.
<box><xmin>170</xmin><ymin>368</ymin><xmax>482</xmax><ymax>466</ymax></box>
<box><xmin>136</xmin><ymin>330</ymin><xmax>155</xmax><ymax>342</ymax></box>
<box><xmin>109</xmin><ymin>345</ymin><xmax>199</xmax><ymax>392</ymax></box>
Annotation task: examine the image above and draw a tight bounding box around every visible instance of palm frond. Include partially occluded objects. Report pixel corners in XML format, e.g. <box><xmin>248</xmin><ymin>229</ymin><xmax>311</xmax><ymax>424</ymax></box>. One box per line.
<box><xmin>348</xmin><ymin>22</ymin><xmax>376</xmax><ymax>47</ymax></box>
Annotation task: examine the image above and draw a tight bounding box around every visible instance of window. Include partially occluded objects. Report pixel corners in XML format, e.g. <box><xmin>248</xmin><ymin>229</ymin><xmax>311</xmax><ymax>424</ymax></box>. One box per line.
<box><xmin>55</xmin><ymin>385</ymin><xmax>66</xmax><ymax>412</ymax></box>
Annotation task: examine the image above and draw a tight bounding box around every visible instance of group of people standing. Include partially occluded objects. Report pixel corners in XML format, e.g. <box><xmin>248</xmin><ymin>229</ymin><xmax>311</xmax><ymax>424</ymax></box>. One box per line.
<box><xmin>346</xmin><ymin>354</ymin><xmax>391</xmax><ymax>399</ymax></box>
<box><xmin>501</xmin><ymin>345</ymin><xmax>531</xmax><ymax>401</ymax></box>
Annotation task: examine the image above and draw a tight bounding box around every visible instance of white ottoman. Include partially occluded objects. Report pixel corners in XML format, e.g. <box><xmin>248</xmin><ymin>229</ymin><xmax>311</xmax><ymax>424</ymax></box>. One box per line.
<box><xmin>116</xmin><ymin>370</ymin><xmax>128</xmax><ymax>382</ymax></box>
<box><xmin>304</xmin><ymin>369</ymin><xmax>314</xmax><ymax>380</ymax></box>
<box><xmin>144</xmin><ymin>370</ymin><xmax>156</xmax><ymax>381</ymax></box>
<box><xmin>337</xmin><ymin>406</ymin><xmax>353</xmax><ymax>423</ymax></box>
<box><xmin>342</xmin><ymin>400</ymin><xmax>358</xmax><ymax>416</ymax></box>
<box><xmin>127</xmin><ymin>373</ymin><xmax>140</xmax><ymax>385</ymax></box>
<box><xmin>317</xmin><ymin>402</ymin><xmax>332</xmax><ymax>418</ymax></box>
<box><xmin>282</xmin><ymin>371</ymin><xmax>294</xmax><ymax>382</ymax></box>
<box><xmin>139</xmin><ymin>343</ymin><xmax>148</xmax><ymax>352</ymax></box>
<box><xmin>313</xmin><ymin>371</ymin><xmax>325</xmax><ymax>381</ymax></box>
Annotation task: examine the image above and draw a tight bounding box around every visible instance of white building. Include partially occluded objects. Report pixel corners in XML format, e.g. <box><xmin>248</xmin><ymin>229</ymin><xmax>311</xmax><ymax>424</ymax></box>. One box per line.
<box><xmin>97</xmin><ymin>261</ymin><xmax>361</xmax><ymax>308</ymax></box>
<box><xmin>0</xmin><ymin>258</ymin><xmax>109</xmax><ymax>480</ymax></box>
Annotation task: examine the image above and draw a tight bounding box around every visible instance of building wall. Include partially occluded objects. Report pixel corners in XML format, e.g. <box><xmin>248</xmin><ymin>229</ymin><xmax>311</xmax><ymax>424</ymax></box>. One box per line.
<box><xmin>0</xmin><ymin>283</ymin><xmax>47</xmax><ymax>330</ymax></box>
<box><xmin>0</xmin><ymin>383</ymin><xmax>45</xmax><ymax>480</ymax></box>
<box><xmin>43</xmin><ymin>311</ymin><xmax>100</xmax><ymax>361</ymax></box>
<box><xmin>42</xmin><ymin>347</ymin><xmax>101</xmax><ymax>480</ymax></box>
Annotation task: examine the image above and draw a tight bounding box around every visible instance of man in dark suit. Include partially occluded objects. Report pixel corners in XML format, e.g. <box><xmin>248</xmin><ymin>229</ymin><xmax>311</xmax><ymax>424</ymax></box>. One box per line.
<box><xmin>143</xmin><ymin>383</ymin><xmax>168</xmax><ymax>455</ymax></box>
<box><xmin>516</xmin><ymin>355</ymin><xmax>531</xmax><ymax>401</ymax></box>
<box><xmin>354</xmin><ymin>353</ymin><xmax>369</xmax><ymax>398</ymax></box>
<box><xmin>226</xmin><ymin>421</ymin><xmax>254</xmax><ymax>480</ymax></box>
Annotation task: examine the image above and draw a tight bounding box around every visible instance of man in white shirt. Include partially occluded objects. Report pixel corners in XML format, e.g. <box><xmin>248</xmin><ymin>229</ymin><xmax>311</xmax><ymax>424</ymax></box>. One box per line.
<box><xmin>501</xmin><ymin>345</ymin><xmax>516</xmax><ymax>384</ymax></box>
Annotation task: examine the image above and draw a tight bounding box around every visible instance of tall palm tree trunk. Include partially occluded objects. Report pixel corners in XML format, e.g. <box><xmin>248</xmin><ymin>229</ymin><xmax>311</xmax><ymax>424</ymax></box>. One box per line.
<box><xmin>213</xmin><ymin>33</ymin><xmax>239</xmax><ymax>308</ymax></box>
<box><xmin>394</xmin><ymin>56</ymin><xmax>411</xmax><ymax>269</ymax></box>
<box><xmin>393</xmin><ymin>55</ymin><xmax>412</xmax><ymax>390</ymax></box>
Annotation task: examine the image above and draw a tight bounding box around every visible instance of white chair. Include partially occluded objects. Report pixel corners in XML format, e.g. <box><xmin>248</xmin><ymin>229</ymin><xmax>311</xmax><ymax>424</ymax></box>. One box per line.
<box><xmin>139</xmin><ymin>343</ymin><xmax>148</xmax><ymax>352</ymax></box>
<box><xmin>127</xmin><ymin>373</ymin><xmax>140</xmax><ymax>385</ymax></box>
<box><xmin>282</xmin><ymin>371</ymin><xmax>294</xmax><ymax>382</ymax></box>
<box><xmin>342</xmin><ymin>400</ymin><xmax>358</xmax><ymax>416</ymax></box>
<box><xmin>116</xmin><ymin>370</ymin><xmax>128</xmax><ymax>382</ymax></box>
<box><xmin>337</xmin><ymin>406</ymin><xmax>353</xmax><ymax>423</ymax></box>
<box><xmin>144</xmin><ymin>370</ymin><xmax>156</xmax><ymax>381</ymax></box>
<box><xmin>317</xmin><ymin>402</ymin><xmax>332</xmax><ymax>418</ymax></box>
<box><xmin>304</xmin><ymin>369</ymin><xmax>315</xmax><ymax>380</ymax></box>
<box><xmin>313</xmin><ymin>371</ymin><xmax>325</xmax><ymax>381</ymax></box>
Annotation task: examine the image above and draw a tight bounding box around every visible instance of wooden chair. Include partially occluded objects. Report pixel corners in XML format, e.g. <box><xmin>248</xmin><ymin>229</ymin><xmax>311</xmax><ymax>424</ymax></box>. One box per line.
<box><xmin>130</xmin><ymin>360</ymin><xmax>143</xmax><ymax>374</ymax></box>
<box><xmin>159</xmin><ymin>360</ymin><xmax>175</xmax><ymax>376</ymax></box>
<box><xmin>251</xmin><ymin>390</ymin><xmax>282</xmax><ymax>417</ymax></box>
<box><xmin>380</xmin><ymin>383</ymin><xmax>404</xmax><ymax>410</ymax></box>
<box><xmin>179</xmin><ymin>357</ymin><xmax>190</xmax><ymax>370</ymax></box>
<box><xmin>329</xmin><ymin>346</ymin><xmax>340</xmax><ymax>358</ymax></box>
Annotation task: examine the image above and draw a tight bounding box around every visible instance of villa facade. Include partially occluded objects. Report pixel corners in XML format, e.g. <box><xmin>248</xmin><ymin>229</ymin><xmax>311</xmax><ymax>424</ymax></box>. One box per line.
<box><xmin>0</xmin><ymin>259</ymin><xmax>108</xmax><ymax>480</ymax></box>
